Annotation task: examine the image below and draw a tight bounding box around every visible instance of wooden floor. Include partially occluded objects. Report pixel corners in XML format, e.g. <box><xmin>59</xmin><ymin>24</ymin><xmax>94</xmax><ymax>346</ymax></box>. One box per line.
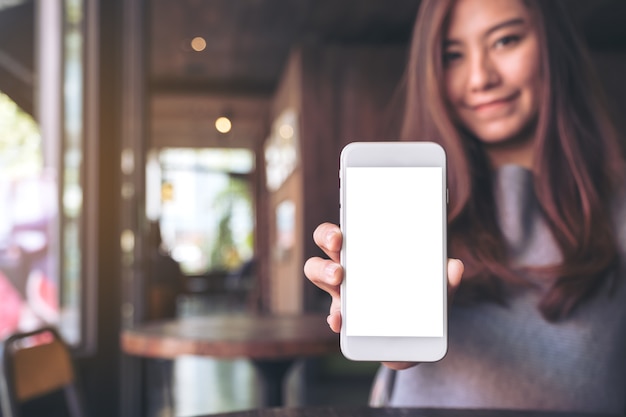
<box><xmin>147</xmin><ymin>294</ymin><xmax>377</xmax><ymax>417</ymax></box>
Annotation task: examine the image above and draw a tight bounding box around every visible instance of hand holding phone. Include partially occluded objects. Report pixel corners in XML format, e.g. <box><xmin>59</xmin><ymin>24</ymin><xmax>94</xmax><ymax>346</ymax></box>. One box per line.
<box><xmin>339</xmin><ymin>141</ymin><xmax>448</xmax><ymax>362</ymax></box>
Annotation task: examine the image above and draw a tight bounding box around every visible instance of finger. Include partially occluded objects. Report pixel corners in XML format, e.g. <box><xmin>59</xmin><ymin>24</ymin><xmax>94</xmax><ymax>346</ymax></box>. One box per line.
<box><xmin>327</xmin><ymin>296</ymin><xmax>342</xmax><ymax>333</ymax></box>
<box><xmin>447</xmin><ymin>258</ymin><xmax>464</xmax><ymax>302</ymax></box>
<box><xmin>313</xmin><ymin>223</ymin><xmax>343</xmax><ymax>262</ymax></box>
<box><xmin>382</xmin><ymin>361</ymin><xmax>418</xmax><ymax>371</ymax></box>
<box><xmin>303</xmin><ymin>257</ymin><xmax>342</xmax><ymax>299</ymax></box>
<box><xmin>447</xmin><ymin>258</ymin><xmax>464</xmax><ymax>289</ymax></box>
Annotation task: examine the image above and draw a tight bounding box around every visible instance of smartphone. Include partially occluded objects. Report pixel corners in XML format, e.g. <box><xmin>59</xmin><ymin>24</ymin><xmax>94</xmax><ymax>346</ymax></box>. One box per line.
<box><xmin>339</xmin><ymin>141</ymin><xmax>447</xmax><ymax>362</ymax></box>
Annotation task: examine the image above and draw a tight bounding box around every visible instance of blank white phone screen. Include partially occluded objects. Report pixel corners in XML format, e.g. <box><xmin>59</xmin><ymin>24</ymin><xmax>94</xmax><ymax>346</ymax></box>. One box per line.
<box><xmin>345</xmin><ymin>167</ymin><xmax>444</xmax><ymax>337</ymax></box>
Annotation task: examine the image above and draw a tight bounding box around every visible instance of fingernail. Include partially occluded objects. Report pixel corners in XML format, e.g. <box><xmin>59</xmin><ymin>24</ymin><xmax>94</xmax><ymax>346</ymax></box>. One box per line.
<box><xmin>451</xmin><ymin>258</ymin><xmax>464</xmax><ymax>269</ymax></box>
<box><xmin>325</xmin><ymin>231</ymin><xmax>336</xmax><ymax>247</ymax></box>
<box><xmin>325</xmin><ymin>263</ymin><xmax>339</xmax><ymax>280</ymax></box>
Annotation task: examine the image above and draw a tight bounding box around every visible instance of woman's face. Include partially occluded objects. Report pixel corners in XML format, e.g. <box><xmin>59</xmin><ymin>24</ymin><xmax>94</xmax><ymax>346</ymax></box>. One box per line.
<box><xmin>443</xmin><ymin>0</ymin><xmax>542</xmax><ymax>148</ymax></box>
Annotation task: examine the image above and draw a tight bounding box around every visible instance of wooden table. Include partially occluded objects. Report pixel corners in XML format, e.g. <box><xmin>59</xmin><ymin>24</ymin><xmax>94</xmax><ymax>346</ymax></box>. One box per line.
<box><xmin>192</xmin><ymin>406</ymin><xmax>620</xmax><ymax>417</ymax></box>
<box><xmin>120</xmin><ymin>314</ymin><xmax>340</xmax><ymax>407</ymax></box>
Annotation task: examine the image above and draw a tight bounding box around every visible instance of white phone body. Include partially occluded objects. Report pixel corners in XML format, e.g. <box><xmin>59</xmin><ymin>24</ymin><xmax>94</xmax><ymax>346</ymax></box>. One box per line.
<box><xmin>339</xmin><ymin>141</ymin><xmax>448</xmax><ymax>362</ymax></box>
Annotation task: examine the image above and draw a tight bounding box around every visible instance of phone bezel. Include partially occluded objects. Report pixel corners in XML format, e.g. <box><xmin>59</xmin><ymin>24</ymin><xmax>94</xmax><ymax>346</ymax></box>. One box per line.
<box><xmin>339</xmin><ymin>141</ymin><xmax>448</xmax><ymax>362</ymax></box>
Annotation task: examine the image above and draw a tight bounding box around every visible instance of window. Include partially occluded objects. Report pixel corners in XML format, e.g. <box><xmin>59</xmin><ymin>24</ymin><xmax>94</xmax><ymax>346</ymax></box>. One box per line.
<box><xmin>147</xmin><ymin>148</ymin><xmax>255</xmax><ymax>275</ymax></box>
<box><xmin>0</xmin><ymin>0</ymin><xmax>96</xmax><ymax>350</ymax></box>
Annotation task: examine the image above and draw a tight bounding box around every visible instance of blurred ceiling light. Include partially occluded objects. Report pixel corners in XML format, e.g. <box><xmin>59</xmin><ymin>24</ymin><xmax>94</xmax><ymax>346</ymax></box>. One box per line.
<box><xmin>278</xmin><ymin>124</ymin><xmax>294</xmax><ymax>139</ymax></box>
<box><xmin>191</xmin><ymin>36</ymin><xmax>207</xmax><ymax>52</ymax></box>
<box><xmin>120</xmin><ymin>229</ymin><xmax>135</xmax><ymax>253</ymax></box>
<box><xmin>215</xmin><ymin>116</ymin><xmax>232</xmax><ymax>134</ymax></box>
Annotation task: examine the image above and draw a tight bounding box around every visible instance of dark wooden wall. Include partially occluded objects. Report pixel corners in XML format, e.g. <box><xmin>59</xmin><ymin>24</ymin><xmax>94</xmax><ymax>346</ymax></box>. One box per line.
<box><xmin>299</xmin><ymin>45</ymin><xmax>407</xmax><ymax>311</ymax></box>
<box><xmin>264</xmin><ymin>44</ymin><xmax>408</xmax><ymax>312</ymax></box>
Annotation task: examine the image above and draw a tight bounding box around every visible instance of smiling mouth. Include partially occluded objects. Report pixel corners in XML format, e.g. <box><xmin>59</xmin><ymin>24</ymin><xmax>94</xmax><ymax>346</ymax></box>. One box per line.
<box><xmin>470</xmin><ymin>92</ymin><xmax>519</xmax><ymax>112</ymax></box>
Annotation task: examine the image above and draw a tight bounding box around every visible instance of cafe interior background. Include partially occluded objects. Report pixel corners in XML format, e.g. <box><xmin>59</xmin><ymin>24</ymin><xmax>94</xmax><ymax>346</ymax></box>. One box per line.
<box><xmin>0</xmin><ymin>0</ymin><xmax>625</xmax><ymax>416</ymax></box>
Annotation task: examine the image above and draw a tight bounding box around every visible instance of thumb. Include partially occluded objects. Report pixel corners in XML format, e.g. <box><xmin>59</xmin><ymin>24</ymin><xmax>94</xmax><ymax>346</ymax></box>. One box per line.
<box><xmin>447</xmin><ymin>258</ymin><xmax>464</xmax><ymax>299</ymax></box>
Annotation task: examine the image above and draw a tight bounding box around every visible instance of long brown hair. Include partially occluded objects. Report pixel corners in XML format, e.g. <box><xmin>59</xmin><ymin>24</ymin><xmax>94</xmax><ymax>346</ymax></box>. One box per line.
<box><xmin>401</xmin><ymin>0</ymin><xmax>625</xmax><ymax>321</ymax></box>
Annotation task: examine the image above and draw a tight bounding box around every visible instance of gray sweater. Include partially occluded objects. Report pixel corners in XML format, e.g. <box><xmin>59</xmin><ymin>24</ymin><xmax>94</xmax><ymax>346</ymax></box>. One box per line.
<box><xmin>390</xmin><ymin>165</ymin><xmax>626</xmax><ymax>413</ymax></box>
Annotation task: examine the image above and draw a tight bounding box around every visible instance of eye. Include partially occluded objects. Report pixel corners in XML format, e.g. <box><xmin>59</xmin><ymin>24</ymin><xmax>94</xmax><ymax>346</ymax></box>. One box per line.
<box><xmin>493</xmin><ymin>35</ymin><xmax>521</xmax><ymax>49</ymax></box>
<box><xmin>443</xmin><ymin>51</ymin><xmax>462</xmax><ymax>66</ymax></box>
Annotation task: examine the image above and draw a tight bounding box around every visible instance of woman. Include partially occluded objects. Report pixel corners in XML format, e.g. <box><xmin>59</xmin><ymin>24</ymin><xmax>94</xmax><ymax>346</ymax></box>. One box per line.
<box><xmin>304</xmin><ymin>0</ymin><xmax>626</xmax><ymax>412</ymax></box>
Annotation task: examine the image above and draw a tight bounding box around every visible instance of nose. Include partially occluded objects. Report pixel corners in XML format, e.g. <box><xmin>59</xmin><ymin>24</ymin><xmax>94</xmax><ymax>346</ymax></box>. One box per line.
<box><xmin>468</xmin><ymin>51</ymin><xmax>500</xmax><ymax>92</ymax></box>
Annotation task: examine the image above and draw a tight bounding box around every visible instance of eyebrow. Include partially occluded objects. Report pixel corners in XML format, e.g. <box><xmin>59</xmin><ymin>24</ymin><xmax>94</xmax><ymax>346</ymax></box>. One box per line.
<box><xmin>444</xmin><ymin>18</ymin><xmax>527</xmax><ymax>47</ymax></box>
<box><xmin>485</xmin><ymin>17</ymin><xmax>526</xmax><ymax>36</ymax></box>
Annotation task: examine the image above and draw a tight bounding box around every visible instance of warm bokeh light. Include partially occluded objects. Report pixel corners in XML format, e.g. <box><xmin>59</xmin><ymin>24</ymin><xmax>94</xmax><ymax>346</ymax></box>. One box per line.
<box><xmin>191</xmin><ymin>36</ymin><xmax>207</xmax><ymax>52</ymax></box>
<box><xmin>278</xmin><ymin>123</ymin><xmax>294</xmax><ymax>139</ymax></box>
<box><xmin>215</xmin><ymin>116</ymin><xmax>232</xmax><ymax>134</ymax></box>
<box><xmin>120</xmin><ymin>229</ymin><xmax>135</xmax><ymax>253</ymax></box>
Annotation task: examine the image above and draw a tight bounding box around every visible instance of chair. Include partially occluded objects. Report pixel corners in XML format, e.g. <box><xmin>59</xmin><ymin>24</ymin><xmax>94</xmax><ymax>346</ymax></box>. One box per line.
<box><xmin>0</xmin><ymin>326</ymin><xmax>85</xmax><ymax>417</ymax></box>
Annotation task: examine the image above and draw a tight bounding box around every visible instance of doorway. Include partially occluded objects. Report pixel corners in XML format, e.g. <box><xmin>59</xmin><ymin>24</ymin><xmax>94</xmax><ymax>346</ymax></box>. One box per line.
<box><xmin>146</xmin><ymin>146</ymin><xmax>256</xmax><ymax>315</ymax></box>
